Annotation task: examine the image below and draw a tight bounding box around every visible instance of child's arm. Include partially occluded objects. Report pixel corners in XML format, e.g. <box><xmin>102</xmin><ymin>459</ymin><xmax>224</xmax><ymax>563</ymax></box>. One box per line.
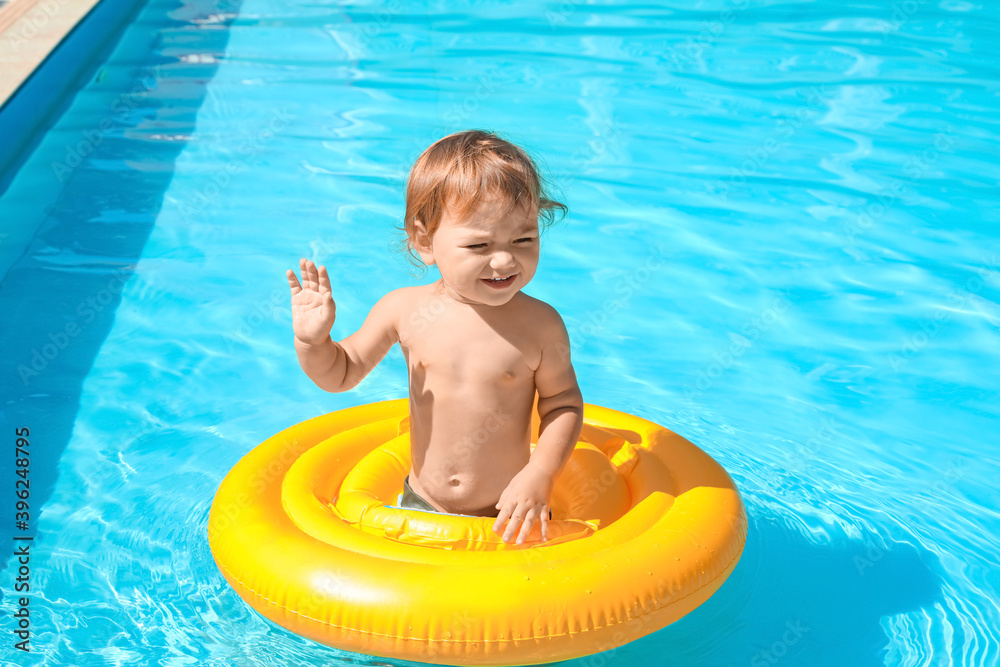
<box><xmin>493</xmin><ymin>308</ymin><xmax>583</xmax><ymax>545</ymax></box>
<box><xmin>287</xmin><ymin>258</ymin><xmax>400</xmax><ymax>393</ymax></box>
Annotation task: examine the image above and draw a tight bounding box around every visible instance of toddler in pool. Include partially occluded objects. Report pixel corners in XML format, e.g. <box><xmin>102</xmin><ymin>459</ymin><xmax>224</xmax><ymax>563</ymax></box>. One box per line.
<box><xmin>286</xmin><ymin>130</ymin><xmax>583</xmax><ymax>545</ymax></box>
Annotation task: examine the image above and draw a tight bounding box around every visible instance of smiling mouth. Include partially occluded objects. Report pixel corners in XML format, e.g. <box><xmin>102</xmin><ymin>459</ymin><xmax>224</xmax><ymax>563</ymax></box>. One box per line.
<box><xmin>482</xmin><ymin>274</ymin><xmax>516</xmax><ymax>287</ymax></box>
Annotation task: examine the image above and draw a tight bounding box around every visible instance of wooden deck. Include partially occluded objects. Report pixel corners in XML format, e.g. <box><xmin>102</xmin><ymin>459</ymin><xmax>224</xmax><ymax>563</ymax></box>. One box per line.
<box><xmin>0</xmin><ymin>0</ymin><xmax>103</xmax><ymax>108</ymax></box>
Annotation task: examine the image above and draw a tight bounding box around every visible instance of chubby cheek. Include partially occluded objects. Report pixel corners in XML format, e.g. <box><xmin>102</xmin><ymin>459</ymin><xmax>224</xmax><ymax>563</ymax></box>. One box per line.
<box><xmin>517</xmin><ymin>250</ymin><xmax>539</xmax><ymax>273</ymax></box>
<box><xmin>518</xmin><ymin>244</ymin><xmax>540</xmax><ymax>260</ymax></box>
<box><xmin>443</xmin><ymin>256</ymin><xmax>484</xmax><ymax>285</ymax></box>
<box><xmin>464</xmin><ymin>255</ymin><xmax>491</xmax><ymax>276</ymax></box>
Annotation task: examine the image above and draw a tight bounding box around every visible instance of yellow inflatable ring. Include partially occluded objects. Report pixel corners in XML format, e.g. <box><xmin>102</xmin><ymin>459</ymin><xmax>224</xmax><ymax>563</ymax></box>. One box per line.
<box><xmin>208</xmin><ymin>399</ymin><xmax>747</xmax><ymax>666</ymax></box>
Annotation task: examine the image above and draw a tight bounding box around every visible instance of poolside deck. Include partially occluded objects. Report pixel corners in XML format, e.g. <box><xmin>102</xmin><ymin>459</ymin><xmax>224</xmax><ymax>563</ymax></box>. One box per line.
<box><xmin>0</xmin><ymin>0</ymin><xmax>102</xmax><ymax>108</ymax></box>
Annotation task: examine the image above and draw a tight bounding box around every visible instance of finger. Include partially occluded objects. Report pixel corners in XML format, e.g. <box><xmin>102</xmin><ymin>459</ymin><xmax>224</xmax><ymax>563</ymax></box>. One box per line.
<box><xmin>502</xmin><ymin>513</ymin><xmax>524</xmax><ymax>543</ymax></box>
<box><xmin>492</xmin><ymin>504</ymin><xmax>512</xmax><ymax>535</ymax></box>
<box><xmin>317</xmin><ymin>265</ymin><xmax>333</xmax><ymax>295</ymax></box>
<box><xmin>304</xmin><ymin>259</ymin><xmax>319</xmax><ymax>292</ymax></box>
<box><xmin>515</xmin><ymin>514</ymin><xmax>537</xmax><ymax>546</ymax></box>
<box><xmin>495</xmin><ymin>489</ymin><xmax>507</xmax><ymax>513</ymax></box>
<box><xmin>286</xmin><ymin>269</ymin><xmax>302</xmax><ymax>296</ymax></box>
<box><xmin>540</xmin><ymin>506</ymin><xmax>549</xmax><ymax>542</ymax></box>
<box><xmin>299</xmin><ymin>258</ymin><xmax>313</xmax><ymax>292</ymax></box>
<box><xmin>491</xmin><ymin>490</ymin><xmax>509</xmax><ymax>532</ymax></box>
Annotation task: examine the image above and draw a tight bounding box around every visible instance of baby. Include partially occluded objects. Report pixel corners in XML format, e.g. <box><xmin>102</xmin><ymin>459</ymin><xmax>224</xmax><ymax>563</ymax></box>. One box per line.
<box><xmin>286</xmin><ymin>130</ymin><xmax>583</xmax><ymax>545</ymax></box>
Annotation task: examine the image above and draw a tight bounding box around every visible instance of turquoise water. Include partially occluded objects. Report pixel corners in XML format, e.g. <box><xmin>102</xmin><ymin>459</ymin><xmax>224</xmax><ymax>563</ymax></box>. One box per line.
<box><xmin>2</xmin><ymin>0</ymin><xmax>999</xmax><ymax>665</ymax></box>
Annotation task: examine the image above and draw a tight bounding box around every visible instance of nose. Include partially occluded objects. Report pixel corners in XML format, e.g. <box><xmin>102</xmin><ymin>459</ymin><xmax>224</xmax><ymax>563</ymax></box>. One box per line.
<box><xmin>490</xmin><ymin>250</ymin><xmax>516</xmax><ymax>271</ymax></box>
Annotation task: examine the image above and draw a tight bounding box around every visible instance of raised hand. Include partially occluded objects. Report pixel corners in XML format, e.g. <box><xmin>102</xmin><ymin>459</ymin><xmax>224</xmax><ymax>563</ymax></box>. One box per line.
<box><xmin>287</xmin><ymin>258</ymin><xmax>337</xmax><ymax>345</ymax></box>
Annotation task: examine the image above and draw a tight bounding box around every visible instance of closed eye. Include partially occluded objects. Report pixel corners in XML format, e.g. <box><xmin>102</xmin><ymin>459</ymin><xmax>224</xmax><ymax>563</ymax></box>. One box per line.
<box><xmin>465</xmin><ymin>237</ymin><xmax>535</xmax><ymax>249</ymax></box>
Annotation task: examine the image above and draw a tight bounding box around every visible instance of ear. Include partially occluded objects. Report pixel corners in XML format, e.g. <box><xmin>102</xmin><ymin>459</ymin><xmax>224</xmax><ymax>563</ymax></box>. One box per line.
<box><xmin>412</xmin><ymin>219</ymin><xmax>436</xmax><ymax>266</ymax></box>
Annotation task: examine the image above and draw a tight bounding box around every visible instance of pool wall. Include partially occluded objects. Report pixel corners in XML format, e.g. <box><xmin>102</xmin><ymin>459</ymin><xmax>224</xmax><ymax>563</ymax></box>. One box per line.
<box><xmin>0</xmin><ymin>0</ymin><xmax>146</xmax><ymax>205</ymax></box>
<box><xmin>0</xmin><ymin>0</ymin><xmax>242</xmax><ymax>582</ymax></box>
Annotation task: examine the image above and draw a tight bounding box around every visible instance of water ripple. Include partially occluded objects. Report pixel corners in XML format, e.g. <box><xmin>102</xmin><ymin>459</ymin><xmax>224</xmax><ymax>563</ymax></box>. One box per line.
<box><xmin>2</xmin><ymin>0</ymin><xmax>999</xmax><ymax>665</ymax></box>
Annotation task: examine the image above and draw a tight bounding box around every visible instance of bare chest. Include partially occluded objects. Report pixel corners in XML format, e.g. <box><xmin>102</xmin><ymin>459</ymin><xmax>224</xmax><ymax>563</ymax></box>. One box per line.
<box><xmin>399</xmin><ymin>304</ymin><xmax>540</xmax><ymax>386</ymax></box>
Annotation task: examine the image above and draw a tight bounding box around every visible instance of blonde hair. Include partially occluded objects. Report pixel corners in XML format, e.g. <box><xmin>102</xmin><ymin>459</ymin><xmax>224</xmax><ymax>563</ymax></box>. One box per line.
<box><xmin>397</xmin><ymin>130</ymin><xmax>567</xmax><ymax>269</ymax></box>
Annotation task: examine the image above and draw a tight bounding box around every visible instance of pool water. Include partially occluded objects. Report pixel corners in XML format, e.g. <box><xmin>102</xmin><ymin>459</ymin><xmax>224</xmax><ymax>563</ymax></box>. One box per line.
<box><xmin>2</xmin><ymin>0</ymin><xmax>998</xmax><ymax>665</ymax></box>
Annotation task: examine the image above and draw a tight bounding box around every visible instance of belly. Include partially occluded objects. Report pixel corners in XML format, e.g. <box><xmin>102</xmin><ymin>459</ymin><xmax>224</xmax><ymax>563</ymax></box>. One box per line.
<box><xmin>408</xmin><ymin>394</ymin><xmax>534</xmax><ymax>513</ymax></box>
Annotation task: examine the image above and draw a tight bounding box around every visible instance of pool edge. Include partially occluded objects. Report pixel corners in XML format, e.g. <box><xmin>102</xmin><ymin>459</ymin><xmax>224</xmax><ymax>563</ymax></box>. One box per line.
<box><xmin>0</xmin><ymin>0</ymin><xmax>147</xmax><ymax>198</ymax></box>
<box><xmin>0</xmin><ymin>0</ymin><xmax>102</xmax><ymax>106</ymax></box>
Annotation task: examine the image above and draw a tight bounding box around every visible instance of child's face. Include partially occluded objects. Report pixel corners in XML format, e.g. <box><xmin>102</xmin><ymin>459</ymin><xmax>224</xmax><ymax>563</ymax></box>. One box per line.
<box><xmin>415</xmin><ymin>200</ymin><xmax>539</xmax><ymax>307</ymax></box>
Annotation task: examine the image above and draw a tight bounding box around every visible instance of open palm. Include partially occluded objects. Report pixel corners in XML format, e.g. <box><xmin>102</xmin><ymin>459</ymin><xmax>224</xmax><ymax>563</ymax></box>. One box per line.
<box><xmin>286</xmin><ymin>258</ymin><xmax>337</xmax><ymax>345</ymax></box>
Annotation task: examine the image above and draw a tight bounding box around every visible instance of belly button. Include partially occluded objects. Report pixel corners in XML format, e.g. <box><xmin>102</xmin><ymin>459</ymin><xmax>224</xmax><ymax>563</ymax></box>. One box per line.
<box><xmin>448</xmin><ymin>478</ymin><xmax>460</xmax><ymax>486</ymax></box>
<box><xmin>503</xmin><ymin>371</ymin><xmax>514</xmax><ymax>380</ymax></box>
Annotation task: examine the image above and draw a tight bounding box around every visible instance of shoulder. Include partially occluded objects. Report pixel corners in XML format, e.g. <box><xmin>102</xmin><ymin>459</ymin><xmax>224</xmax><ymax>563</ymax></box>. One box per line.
<box><xmin>514</xmin><ymin>292</ymin><xmax>567</xmax><ymax>329</ymax></box>
<box><xmin>391</xmin><ymin>282</ymin><xmax>444</xmax><ymax>302</ymax></box>
<box><xmin>382</xmin><ymin>284</ymin><xmax>443</xmax><ymax>317</ymax></box>
<box><xmin>521</xmin><ymin>295</ymin><xmax>578</xmax><ymax>387</ymax></box>
<box><xmin>383</xmin><ymin>284</ymin><xmax>439</xmax><ymax>342</ymax></box>
<box><xmin>381</xmin><ymin>285</ymin><xmax>415</xmax><ymax>302</ymax></box>
<box><xmin>377</xmin><ymin>285</ymin><xmax>427</xmax><ymax>309</ymax></box>
<box><xmin>365</xmin><ymin>287</ymin><xmax>415</xmax><ymax>327</ymax></box>
<box><xmin>513</xmin><ymin>293</ymin><xmax>570</xmax><ymax>350</ymax></box>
